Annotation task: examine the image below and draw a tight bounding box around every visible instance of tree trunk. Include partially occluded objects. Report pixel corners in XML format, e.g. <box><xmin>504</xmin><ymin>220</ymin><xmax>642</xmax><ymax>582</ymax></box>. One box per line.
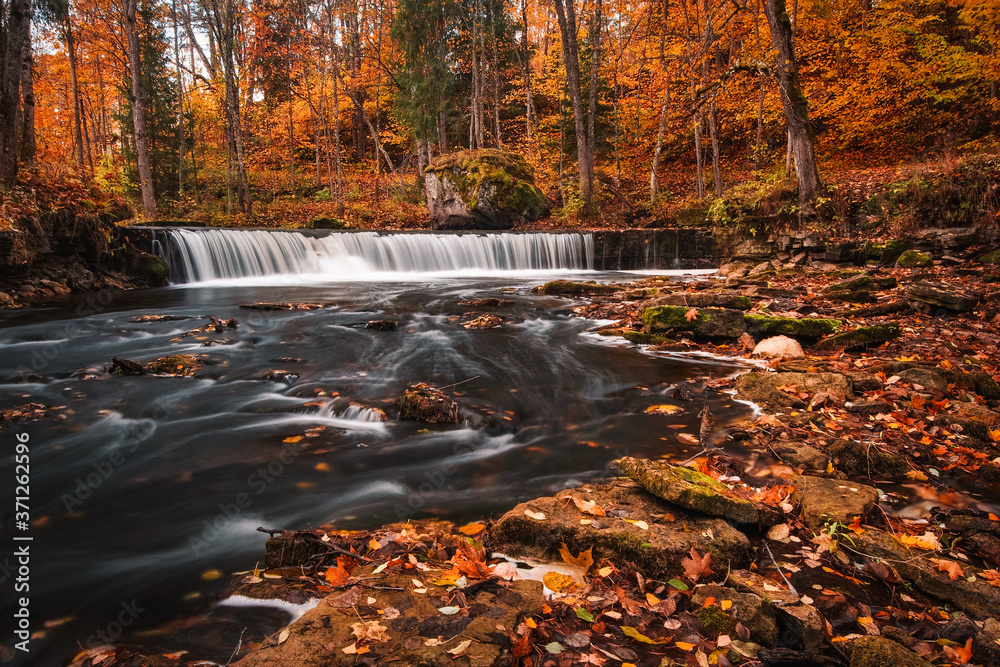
<box><xmin>650</xmin><ymin>76</ymin><xmax>669</xmax><ymax>203</ymax></box>
<box><xmin>488</xmin><ymin>0</ymin><xmax>502</xmax><ymax>147</ymax></box>
<box><xmin>764</xmin><ymin>0</ymin><xmax>821</xmax><ymax>212</ymax></box>
<box><xmin>65</xmin><ymin>20</ymin><xmax>85</xmax><ymax>168</ymax></box>
<box><xmin>693</xmin><ymin>110</ymin><xmax>704</xmax><ymax>199</ymax></box>
<box><xmin>518</xmin><ymin>0</ymin><xmax>535</xmax><ymax>158</ymax></box>
<box><xmin>0</xmin><ymin>0</ymin><xmax>30</xmax><ymax>187</ymax></box>
<box><xmin>172</xmin><ymin>0</ymin><xmax>185</xmax><ymax>196</ymax></box>
<box><xmin>708</xmin><ymin>99</ymin><xmax>721</xmax><ymax>196</ymax></box>
<box><xmin>125</xmin><ymin>0</ymin><xmax>157</xmax><ymax>217</ymax></box>
<box><xmin>584</xmin><ymin>0</ymin><xmax>602</xmax><ymax>214</ymax></box>
<box><xmin>19</xmin><ymin>39</ymin><xmax>35</xmax><ymax>165</ymax></box>
<box><xmin>552</xmin><ymin>0</ymin><xmax>593</xmax><ymax>213</ymax></box>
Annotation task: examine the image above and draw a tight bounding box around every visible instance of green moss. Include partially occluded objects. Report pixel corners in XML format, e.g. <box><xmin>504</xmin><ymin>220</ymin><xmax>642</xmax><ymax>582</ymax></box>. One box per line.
<box><xmin>305</xmin><ymin>216</ymin><xmax>345</xmax><ymax>229</ymax></box>
<box><xmin>643</xmin><ymin>306</ymin><xmax>706</xmax><ymax>331</ymax></box>
<box><xmin>980</xmin><ymin>248</ymin><xmax>1000</xmax><ymax>265</ymax></box>
<box><xmin>134</xmin><ymin>252</ymin><xmax>169</xmax><ymax>285</ymax></box>
<box><xmin>813</xmin><ymin>324</ymin><xmax>900</xmax><ymax>352</ymax></box>
<box><xmin>881</xmin><ymin>239</ymin><xmax>911</xmax><ymax>264</ymax></box>
<box><xmin>697</xmin><ymin>606</ymin><xmax>737</xmax><ymax>638</ymax></box>
<box><xmin>537</xmin><ymin>280</ymin><xmax>619</xmax><ymax>295</ymax></box>
<box><xmin>744</xmin><ymin>314</ymin><xmax>841</xmax><ymax>338</ymax></box>
<box><xmin>896</xmin><ymin>249</ymin><xmax>932</xmax><ymax>268</ymax></box>
<box><xmin>426</xmin><ymin>149</ymin><xmax>547</xmax><ymax>218</ymax></box>
<box><xmin>643</xmin><ymin>306</ymin><xmax>747</xmax><ymax>338</ymax></box>
<box><xmin>623</xmin><ymin>331</ymin><xmax>666</xmax><ymax>345</ymax></box>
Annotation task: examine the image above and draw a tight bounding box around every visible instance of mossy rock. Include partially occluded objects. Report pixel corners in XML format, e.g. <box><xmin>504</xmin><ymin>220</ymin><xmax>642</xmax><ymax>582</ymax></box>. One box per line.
<box><xmin>895</xmin><ymin>249</ymin><xmax>933</xmax><ymax>268</ymax></box>
<box><xmin>622</xmin><ymin>330</ymin><xmax>666</xmax><ymax>345</ymax></box>
<box><xmin>822</xmin><ymin>274</ymin><xmax>873</xmax><ymax>294</ymax></box>
<box><xmin>534</xmin><ymin>280</ymin><xmax>620</xmax><ymax>295</ymax></box>
<box><xmin>878</xmin><ymin>239</ymin><xmax>912</xmax><ymax>265</ymax></box>
<box><xmin>828</xmin><ymin>438</ymin><xmax>908</xmax><ymax>480</ymax></box>
<box><xmin>131</xmin><ymin>252</ymin><xmax>169</xmax><ymax>286</ymax></box>
<box><xmin>655</xmin><ymin>291</ymin><xmax>753</xmax><ymax>311</ymax></box>
<box><xmin>692</xmin><ymin>586</ymin><xmax>778</xmax><ymax>645</ymax></box>
<box><xmin>425</xmin><ymin>149</ymin><xmax>548</xmax><ymax>229</ymax></box>
<box><xmin>616</xmin><ymin>457</ymin><xmax>763</xmax><ymax>524</ymax></box>
<box><xmin>744</xmin><ymin>314</ymin><xmax>841</xmax><ymax>338</ymax></box>
<box><xmin>642</xmin><ymin>306</ymin><xmax>747</xmax><ymax>339</ymax></box>
<box><xmin>849</xmin><ymin>637</ymin><xmax>934</xmax><ymax>667</ymax></box>
<box><xmin>980</xmin><ymin>248</ymin><xmax>1000</xmax><ymax>265</ymax></box>
<box><xmin>398</xmin><ymin>383</ymin><xmax>458</xmax><ymax>423</ymax></box>
<box><xmin>812</xmin><ymin>324</ymin><xmax>900</xmax><ymax>353</ymax></box>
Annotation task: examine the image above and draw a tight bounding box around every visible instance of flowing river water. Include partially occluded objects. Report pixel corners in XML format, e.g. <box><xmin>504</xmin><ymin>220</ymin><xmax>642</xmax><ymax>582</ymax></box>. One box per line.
<box><xmin>1</xmin><ymin>230</ymin><xmax>758</xmax><ymax>665</ymax></box>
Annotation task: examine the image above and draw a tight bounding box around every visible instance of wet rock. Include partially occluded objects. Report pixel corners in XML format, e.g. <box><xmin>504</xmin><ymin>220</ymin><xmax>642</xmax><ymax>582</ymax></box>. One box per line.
<box><xmin>848</xmin><ymin>636</ymin><xmax>933</xmax><ymax>667</ymax></box>
<box><xmin>458</xmin><ymin>298</ymin><xmax>515</xmax><ymax>307</ymax></box>
<box><xmin>425</xmin><ymin>149</ymin><xmax>549</xmax><ymax>229</ymax></box>
<box><xmin>653</xmin><ymin>290</ymin><xmax>753</xmax><ymax>310</ymax></box>
<box><xmin>366</xmin><ymin>319</ymin><xmax>398</xmax><ymax>331</ymax></box>
<box><xmin>491</xmin><ymin>479</ymin><xmax>750</xmax><ymax>579</ymax></box>
<box><xmin>622</xmin><ymin>330</ymin><xmax>666</xmax><ymax>345</ymax></box>
<box><xmin>964</xmin><ymin>532</ymin><xmax>1000</xmax><ymax>566</ymax></box>
<box><xmin>846</xmin><ymin>400</ymin><xmax>895</xmax><ymax>415</ymax></box>
<box><xmin>812</xmin><ymin>324</ymin><xmax>900</xmax><ymax>353</ymax></box>
<box><xmin>752</xmin><ymin>335</ymin><xmax>805</xmax><ymax>359</ymax></box>
<box><xmin>398</xmin><ymin>383</ymin><xmax>459</xmax><ymax>424</ymax></box>
<box><xmin>744</xmin><ymin>315</ymin><xmax>841</xmax><ymax>339</ymax></box>
<box><xmin>129</xmin><ymin>252</ymin><xmax>170</xmax><ymax>286</ymax></box>
<box><xmin>462</xmin><ymin>314</ymin><xmax>503</xmax><ymax>329</ymax></box>
<box><xmin>261</xmin><ymin>370</ymin><xmax>299</xmax><ymax>384</ymax></box>
<box><xmin>853</xmin><ymin>528</ymin><xmax>1000</xmax><ymax>618</ymax></box>
<box><xmin>953</xmin><ymin>401</ymin><xmax>1000</xmax><ymax>427</ymax></box>
<box><xmin>828</xmin><ymin>438</ymin><xmax>908</xmax><ymax>480</ymax></box>
<box><xmin>239</xmin><ymin>302</ymin><xmax>326</xmax><ymax>310</ymax></box>
<box><xmin>777</xmin><ymin>603</ymin><xmax>828</xmax><ymax>653</ymax></box>
<box><xmin>234</xmin><ymin>569</ymin><xmax>545</xmax><ymax>667</ymax></box>
<box><xmin>937</xmin><ymin>617</ymin><xmax>978</xmax><ymax>643</ymax></box>
<box><xmin>905</xmin><ymin>281</ymin><xmax>982</xmax><ymax>312</ymax></box>
<box><xmin>642</xmin><ymin>306</ymin><xmax>747</xmax><ymax>339</ymax></box>
<box><xmin>771</xmin><ymin>441</ymin><xmax>828</xmax><ymax>472</ymax></box>
<box><xmin>896</xmin><ymin>367</ymin><xmax>947</xmax><ymax>392</ymax></box>
<box><xmin>616</xmin><ymin>457</ymin><xmax>768</xmax><ymax>524</ymax></box>
<box><xmin>534</xmin><ymin>280</ymin><xmax>619</xmax><ymax>295</ymax></box>
<box><xmin>794</xmin><ymin>475</ymin><xmax>879</xmax><ymax>530</ymax></box>
<box><xmin>980</xmin><ymin>248</ymin><xmax>1000</xmax><ymax>265</ymax></box>
<box><xmin>692</xmin><ymin>585</ymin><xmax>778</xmax><ymax>645</ymax></box>
<box><xmin>109</xmin><ymin>356</ymin><xmax>146</xmax><ymax>376</ymax></box>
<box><xmin>734</xmin><ymin>372</ymin><xmax>851</xmax><ymax>409</ymax></box>
<box><xmin>130</xmin><ymin>314</ymin><xmax>190</xmax><ymax>323</ymax></box>
<box><xmin>845</xmin><ymin>300</ymin><xmax>911</xmax><ymax>318</ymax></box>
<box><xmin>148</xmin><ymin>354</ymin><xmax>203</xmax><ymax>376</ymax></box>
<box><xmin>894</xmin><ymin>250</ymin><xmax>933</xmax><ymax>269</ymax></box>
<box><xmin>847</xmin><ymin>372</ymin><xmax>883</xmax><ymax>393</ymax></box>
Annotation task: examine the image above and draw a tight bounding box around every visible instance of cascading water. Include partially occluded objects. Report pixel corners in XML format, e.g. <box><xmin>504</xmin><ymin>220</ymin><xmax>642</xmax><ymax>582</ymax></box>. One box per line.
<box><xmin>162</xmin><ymin>229</ymin><xmax>595</xmax><ymax>282</ymax></box>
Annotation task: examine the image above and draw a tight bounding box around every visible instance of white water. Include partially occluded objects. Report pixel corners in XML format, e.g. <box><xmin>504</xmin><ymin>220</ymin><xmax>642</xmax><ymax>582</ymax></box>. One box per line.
<box><xmin>164</xmin><ymin>229</ymin><xmax>594</xmax><ymax>282</ymax></box>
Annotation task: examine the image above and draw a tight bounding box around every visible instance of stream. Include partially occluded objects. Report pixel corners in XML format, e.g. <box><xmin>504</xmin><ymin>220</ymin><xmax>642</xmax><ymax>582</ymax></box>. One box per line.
<box><xmin>0</xmin><ymin>230</ymin><xmax>755</xmax><ymax>665</ymax></box>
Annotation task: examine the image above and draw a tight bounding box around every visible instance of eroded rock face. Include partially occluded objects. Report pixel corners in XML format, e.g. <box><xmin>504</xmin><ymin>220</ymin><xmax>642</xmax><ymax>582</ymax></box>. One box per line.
<box><xmin>424</xmin><ymin>149</ymin><xmax>549</xmax><ymax>230</ymax></box>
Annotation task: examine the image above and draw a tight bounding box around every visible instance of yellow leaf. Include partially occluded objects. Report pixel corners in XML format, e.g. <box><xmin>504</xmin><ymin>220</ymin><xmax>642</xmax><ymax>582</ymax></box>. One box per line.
<box><xmin>571</xmin><ymin>497</ymin><xmax>607</xmax><ymax>516</ymax></box>
<box><xmin>200</xmin><ymin>569</ymin><xmax>223</xmax><ymax>581</ymax></box>
<box><xmin>646</xmin><ymin>592</ymin><xmax>661</xmax><ymax>606</ymax></box>
<box><xmin>283</xmin><ymin>435</ymin><xmax>303</xmax><ymax>443</ymax></box>
<box><xmin>721</xmin><ymin>600</ymin><xmax>733</xmax><ymax>610</ymax></box>
<box><xmin>542</xmin><ymin>571</ymin><xmax>577</xmax><ymax>593</ymax></box>
<box><xmin>645</xmin><ymin>404</ymin><xmax>683</xmax><ymax>415</ymax></box>
<box><xmin>676</xmin><ymin>641</ymin><xmax>697</xmax><ymax>651</ymax></box>
<box><xmin>525</xmin><ymin>617</ymin><xmax>537</xmax><ymax>629</ymax></box>
<box><xmin>898</xmin><ymin>531</ymin><xmax>942</xmax><ymax>551</ymax></box>
<box><xmin>989</xmin><ymin>428</ymin><xmax>1000</xmax><ymax>443</ymax></box>
<box><xmin>559</xmin><ymin>543</ymin><xmax>594</xmax><ymax>570</ymax></box>
<box><xmin>598</xmin><ymin>566</ymin><xmax>614</xmax><ymax>577</ymax></box>
<box><xmin>369</xmin><ymin>537</ymin><xmax>381</xmax><ymax>551</ymax></box>
<box><xmin>315</xmin><ymin>462</ymin><xmax>331</xmax><ymax>471</ymax></box>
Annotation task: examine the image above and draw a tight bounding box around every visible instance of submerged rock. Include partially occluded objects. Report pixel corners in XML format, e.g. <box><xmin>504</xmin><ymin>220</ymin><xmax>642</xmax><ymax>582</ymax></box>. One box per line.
<box><xmin>366</xmin><ymin>319</ymin><xmax>398</xmax><ymax>331</ymax></box>
<box><xmin>616</xmin><ymin>457</ymin><xmax>766</xmax><ymax>524</ymax></box>
<box><xmin>148</xmin><ymin>354</ymin><xmax>203</xmax><ymax>376</ymax></box>
<box><xmin>425</xmin><ymin>149</ymin><xmax>549</xmax><ymax>229</ymax></box>
<box><xmin>491</xmin><ymin>479</ymin><xmax>750</xmax><ymax>579</ymax></box>
<box><xmin>109</xmin><ymin>357</ymin><xmax>145</xmax><ymax>376</ymax></box>
<box><xmin>458</xmin><ymin>298</ymin><xmax>515</xmax><ymax>307</ymax></box>
<box><xmin>398</xmin><ymin>383</ymin><xmax>459</xmax><ymax>424</ymax></box>
<box><xmin>462</xmin><ymin>314</ymin><xmax>503</xmax><ymax>329</ymax></box>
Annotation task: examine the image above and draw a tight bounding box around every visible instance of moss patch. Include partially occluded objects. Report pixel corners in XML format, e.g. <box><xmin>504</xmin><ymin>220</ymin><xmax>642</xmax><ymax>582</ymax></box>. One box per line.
<box><xmin>813</xmin><ymin>324</ymin><xmax>900</xmax><ymax>353</ymax></box>
<box><xmin>426</xmin><ymin>149</ymin><xmax>547</xmax><ymax>219</ymax></box>
<box><xmin>535</xmin><ymin>280</ymin><xmax>620</xmax><ymax>295</ymax></box>
<box><xmin>744</xmin><ymin>314</ymin><xmax>841</xmax><ymax>338</ymax></box>
<box><xmin>622</xmin><ymin>330</ymin><xmax>667</xmax><ymax>345</ymax></box>
<box><xmin>896</xmin><ymin>249</ymin><xmax>933</xmax><ymax>268</ymax></box>
<box><xmin>642</xmin><ymin>306</ymin><xmax>747</xmax><ymax>338</ymax></box>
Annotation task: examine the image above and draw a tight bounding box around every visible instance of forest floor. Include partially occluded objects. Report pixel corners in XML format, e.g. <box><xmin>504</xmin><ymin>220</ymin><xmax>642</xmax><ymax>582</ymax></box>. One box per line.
<box><xmin>66</xmin><ymin>258</ymin><xmax>1000</xmax><ymax>667</ymax></box>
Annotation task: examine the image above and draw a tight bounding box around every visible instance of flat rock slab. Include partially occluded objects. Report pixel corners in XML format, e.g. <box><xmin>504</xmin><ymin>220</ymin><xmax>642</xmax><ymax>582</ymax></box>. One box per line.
<box><xmin>853</xmin><ymin>528</ymin><xmax>1000</xmax><ymax>619</ymax></box>
<box><xmin>235</xmin><ymin>570</ymin><xmax>545</xmax><ymax>667</ymax></box>
<box><xmin>793</xmin><ymin>475</ymin><xmax>879</xmax><ymax>530</ymax></box>
<box><xmin>642</xmin><ymin>306</ymin><xmax>747</xmax><ymax>338</ymax></box>
<box><xmin>735</xmin><ymin>371</ymin><xmax>852</xmax><ymax>409</ymax></box>
<box><xmin>653</xmin><ymin>290</ymin><xmax>753</xmax><ymax>310</ymax></box>
<box><xmin>616</xmin><ymin>457</ymin><xmax>768</xmax><ymax>524</ymax></box>
<box><xmin>905</xmin><ymin>281</ymin><xmax>982</xmax><ymax>312</ymax></box>
<box><xmin>491</xmin><ymin>479</ymin><xmax>750</xmax><ymax>580</ymax></box>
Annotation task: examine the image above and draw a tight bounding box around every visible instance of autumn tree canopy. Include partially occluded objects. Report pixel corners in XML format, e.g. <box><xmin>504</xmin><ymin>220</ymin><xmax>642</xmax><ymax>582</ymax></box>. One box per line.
<box><xmin>2</xmin><ymin>0</ymin><xmax>997</xmax><ymax>220</ymax></box>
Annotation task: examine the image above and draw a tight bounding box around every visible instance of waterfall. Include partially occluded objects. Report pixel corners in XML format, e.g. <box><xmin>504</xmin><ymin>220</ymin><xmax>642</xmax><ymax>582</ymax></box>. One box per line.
<box><xmin>161</xmin><ymin>229</ymin><xmax>594</xmax><ymax>282</ymax></box>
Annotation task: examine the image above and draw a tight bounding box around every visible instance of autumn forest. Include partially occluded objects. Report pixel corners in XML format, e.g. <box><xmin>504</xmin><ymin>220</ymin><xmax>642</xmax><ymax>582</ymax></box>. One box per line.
<box><xmin>0</xmin><ymin>0</ymin><xmax>998</xmax><ymax>227</ymax></box>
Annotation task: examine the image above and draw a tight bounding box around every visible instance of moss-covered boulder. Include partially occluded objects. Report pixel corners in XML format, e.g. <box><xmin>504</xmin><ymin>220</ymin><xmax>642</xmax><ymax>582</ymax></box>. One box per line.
<box><xmin>534</xmin><ymin>280</ymin><xmax>620</xmax><ymax>295</ymax></box>
<box><xmin>491</xmin><ymin>480</ymin><xmax>750</xmax><ymax>579</ymax></box>
<box><xmin>304</xmin><ymin>216</ymin><xmax>345</xmax><ymax>229</ymax></box>
<box><xmin>616</xmin><ymin>457</ymin><xmax>766</xmax><ymax>524</ymax></box>
<box><xmin>654</xmin><ymin>290</ymin><xmax>753</xmax><ymax>311</ymax></box>
<box><xmin>424</xmin><ymin>149</ymin><xmax>548</xmax><ymax>229</ymax></box>
<box><xmin>849</xmin><ymin>637</ymin><xmax>934</xmax><ymax>667</ymax></box>
<box><xmin>692</xmin><ymin>586</ymin><xmax>778</xmax><ymax>645</ymax></box>
<box><xmin>895</xmin><ymin>249</ymin><xmax>933</xmax><ymax>268</ymax></box>
<box><xmin>642</xmin><ymin>306</ymin><xmax>747</xmax><ymax>339</ymax></box>
<box><xmin>980</xmin><ymin>248</ymin><xmax>1000</xmax><ymax>265</ymax></box>
<box><xmin>812</xmin><ymin>324</ymin><xmax>900</xmax><ymax>353</ymax></box>
<box><xmin>130</xmin><ymin>252</ymin><xmax>169</xmax><ymax>287</ymax></box>
<box><xmin>744</xmin><ymin>314</ymin><xmax>841</xmax><ymax>338</ymax></box>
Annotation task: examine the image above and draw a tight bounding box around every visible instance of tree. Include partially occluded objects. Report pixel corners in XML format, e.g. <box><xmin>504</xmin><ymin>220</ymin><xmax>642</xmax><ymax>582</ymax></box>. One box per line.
<box><xmin>0</xmin><ymin>0</ymin><xmax>32</xmax><ymax>188</ymax></box>
<box><xmin>124</xmin><ymin>0</ymin><xmax>157</xmax><ymax>216</ymax></box>
<box><xmin>763</xmin><ymin>0</ymin><xmax>820</xmax><ymax>212</ymax></box>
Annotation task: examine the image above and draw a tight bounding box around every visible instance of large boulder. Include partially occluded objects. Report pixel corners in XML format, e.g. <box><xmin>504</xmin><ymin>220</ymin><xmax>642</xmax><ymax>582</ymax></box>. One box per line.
<box><xmin>424</xmin><ymin>149</ymin><xmax>549</xmax><ymax>229</ymax></box>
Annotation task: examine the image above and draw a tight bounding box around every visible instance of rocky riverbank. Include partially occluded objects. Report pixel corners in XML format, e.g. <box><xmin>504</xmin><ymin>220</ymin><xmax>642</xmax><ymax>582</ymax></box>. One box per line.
<box><xmin>64</xmin><ymin>250</ymin><xmax>1000</xmax><ymax>667</ymax></box>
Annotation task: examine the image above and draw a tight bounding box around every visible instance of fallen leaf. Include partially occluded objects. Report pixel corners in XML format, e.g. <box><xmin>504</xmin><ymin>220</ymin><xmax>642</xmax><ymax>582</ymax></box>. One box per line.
<box><xmin>459</xmin><ymin>522</ymin><xmax>486</xmax><ymax>535</ymax></box>
<box><xmin>681</xmin><ymin>547</ymin><xmax>713</xmax><ymax>582</ymax></box>
<box><xmin>350</xmin><ymin>620</ymin><xmax>389</xmax><ymax>644</ymax></box>
<box><xmin>576</xmin><ymin>607</ymin><xmax>595</xmax><ymax>622</ymax></box>
<box><xmin>931</xmin><ymin>558</ymin><xmax>964</xmax><ymax>580</ymax></box>
<box><xmin>676</xmin><ymin>641</ymin><xmax>696</xmax><ymax>651</ymax></box>
<box><xmin>447</xmin><ymin>639</ymin><xmax>472</xmax><ymax>655</ymax></box>
<box><xmin>559</xmin><ymin>543</ymin><xmax>595</xmax><ymax>570</ymax></box>
<box><xmin>646</xmin><ymin>592</ymin><xmax>661</xmax><ymax>606</ymax></box>
<box><xmin>543</xmin><ymin>572</ymin><xmax>577</xmax><ymax>593</ymax></box>
<box><xmin>767</xmin><ymin>524</ymin><xmax>791</xmax><ymax>541</ymax></box>
<box><xmin>645</xmin><ymin>404</ymin><xmax>683</xmax><ymax>415</ymax></box>
<box><xmin>524</xmin><ymin>510</ymin><xmax>546</xmax><ymax>520</ymax></box>
<box><xmin>847</xmin><ymin>516</ymin><xmax>865</xmax><ymax>535</ymax></box>
<box><xmin>685</xmin><ymin>308</ymin><xmax>699</xmax><ymax>322</ymax></box>
<box><xmin>571</xmin><ymin>496</ymin><xmax>607</xmax><ymax>516</ymax></box>
<box><xmin>545</xmin><ymin>642</ymin><xmax>564</xmax><ymax>654</ymax></box>
<box><xmin>721</xmin><ymin>599</ymin><xmax>733</xmax><ymax>610</ymax></box>
<box><xmin>598</xmin><ymin>566</ymin><xmax>614</xmax><ymax>577</ymax></box>
<box><xmin>438</xmin><ymin>606</ymin><xmax>461</xmax><ymax>615</ymax></box>
<box><xmin>898</xmin><ymin>531</ymin><xmax>942</xmax><ymax>551</ymax></box>
<box><xmin>622</xmin><ymin>626</ymin><xmax>660</xmax><ymax>644</ymax></box>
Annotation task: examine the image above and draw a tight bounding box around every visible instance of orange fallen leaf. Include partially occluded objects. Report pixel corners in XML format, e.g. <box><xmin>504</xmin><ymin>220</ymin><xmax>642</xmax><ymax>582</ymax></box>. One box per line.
<box><xmin>931</xmin><ymin>558</ymin><xmax>964</xmax><ymax>580</ymax></box>
<box><xmin>459</xmin><ymin>522</ymin><xmax>486</xmax><ymax>535</ymax></box>
<box><xmin>681</xmin><ymin>547</ymin><xmax>713</xmax><ymax>582</ymax></box>
<box><xmin>675</xmin><ymin>641</ymin><xmax>696</xmax><ymax>651</ymax></box>
<box><xmin>571</xmin><ymin>496</ymin><xmax>607</xmax><ymax>516</ymax></box>
<box><xmin>559</xmin><ymin>543</ymin><xmax>594</xmax><ymax>570</ymax></box>
<box><xmin>684</xmin><ymin>308</ymin><xmax>699</xmax><ymax>322</ymax></box>
<box><xmin>847</xmin><ymin>516</ymin><xmax>865</xmax><ymax>535</ymax></box>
